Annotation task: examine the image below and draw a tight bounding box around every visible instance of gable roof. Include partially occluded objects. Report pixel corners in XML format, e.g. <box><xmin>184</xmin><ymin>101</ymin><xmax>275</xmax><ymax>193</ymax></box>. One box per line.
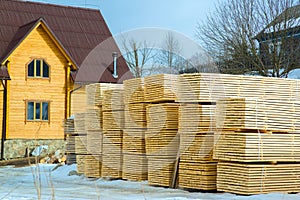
<box><xmin>255</xmin><ymin>5</ymin><xmax>300</xmax><ymax>41</ymax></box>
<box><xmin>0</xmin><ymin>0</ymin><xmax>132</xmax><ymax>83</ymax></box>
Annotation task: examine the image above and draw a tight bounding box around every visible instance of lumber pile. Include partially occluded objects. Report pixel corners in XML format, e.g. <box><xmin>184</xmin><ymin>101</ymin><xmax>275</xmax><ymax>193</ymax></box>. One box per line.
<box><xmin>64</xmin><ymin>118</ymin><xmax>76</xmax><ymax>164</ymax></box>
<box><xmin>217</xmin><ymin>162</ymin><xmax>300</xmax><ymax>195</ymax></box>
<box><xmin>146</xmin><ymin>103</ymin><xmax>179</xmax><ymax>187</ymax></box>
<box><xmin>86</xmin><ymin>83</ymin><xmax>123</xmax><ymax>107</ymax></box>
<box><xmin>178</xmin><ymin>103</ymin><xmax>218</xmax><ymax>191</ymax></box>
<box><xmin>76</xmin><ymin>154</ymin><xmax>85</xmax><ymax>174</ymax></box>
<box><xmin>144</xmin><ymin>74</ymin><xmax>178</xmax><ymax>103</ymax></box>
<box><xmin>84</xmin><ymin>155</ymin><xmax>102</xmax><ymax>178</ymax></box>
<box><xmin>177</xmin><ymin>73</ymin><xmax>300</xmax><ymax>103</ymax></box>
<box><xmin>216</xmin><ymin>98</ymin><xmax>300</xmax><ymax>132</ymax></box>
<box><xmin>122</xmin><ymin>78</ymin><xmax>148</xmax><ymax>181</ymax></box>
<box><xmin>102</xmin><ymin>89</ymin><xmax>124</xmax><ymax>179</ymax></box>
<box><xmin>214</xmin><ymin>130</ymin><xmax>300</xmax><ymax>162</ymax></box>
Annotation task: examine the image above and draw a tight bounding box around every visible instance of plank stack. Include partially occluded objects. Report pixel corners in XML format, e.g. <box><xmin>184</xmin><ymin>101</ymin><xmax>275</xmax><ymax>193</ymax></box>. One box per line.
<box><xmin>144</xmin><ymin>74</ymin><xmax>178</xmax><ymax>103</ymax></box>
<box><xmin>146</xmin><ymin>103</ymin><xmax>179</xmax><ymax>187</ymax></box>
<box><xmin>123</xmin><ymin>78</ymin><xmax>148</xmax><ymax>181</ymax></box>
<box><xmin>64</xmin><ymin>117</ymin><xmax>76</xmax><ymax>164</ymax></box>
<box><xmin>73</xmin><ymin>112</ymin><xmax>88</xmax><ymax>175</ymax></box>
<box><xmin>177</xmin><ymin>73</ymin><xmax>300</xmax><ymax>103</ymax></box>
<box><xmin>102</xmin><ymin>88</ymin><xmax>124</xmax><ymax>179</ymax></box>
<box><xmin>215</xmin><ymin>96</ymin><xmax>300</xmax><ymax>194</ymax></box>
<box><xmin>177</xmin><ymin>102</ymin><xmax>218</xmax><ymax>190</ymax></box>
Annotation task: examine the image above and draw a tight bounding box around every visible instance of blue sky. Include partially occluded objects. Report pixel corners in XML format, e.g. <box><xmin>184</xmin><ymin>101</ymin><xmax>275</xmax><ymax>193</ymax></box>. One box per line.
<box><xmin>29</xmin><ymin>0</ymin><xmax>219</xmax><ymax>39</ymax></box>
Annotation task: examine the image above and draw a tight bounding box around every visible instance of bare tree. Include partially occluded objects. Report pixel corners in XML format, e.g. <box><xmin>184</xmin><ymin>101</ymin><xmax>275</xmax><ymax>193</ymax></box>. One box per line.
<box><xmin>121</xmin><ymin>38</ymin><xmax>155</xmax><ymax>77</ymax></box>
<box><xmin>156</xmin><ymin>32</ymin><xmax>186</xmax><ymax>74</ymax></box>
<box><xmin>197</xmin><ymin>0</ymin><xmax>300</xmax><ymax>77</ymax></box>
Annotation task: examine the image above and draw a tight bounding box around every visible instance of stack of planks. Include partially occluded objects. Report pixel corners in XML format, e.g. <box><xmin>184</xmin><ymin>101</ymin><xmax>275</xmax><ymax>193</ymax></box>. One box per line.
<box><xmin>123</xmin><ymin>78</ymin><xmax>148</xmax><ymax>181</ymax></box>
<box><xmin>102</xmin><ymin>88</ymin><xmax>124</xmax><ymax>179</ymax></box>
<box><xmin>64</xmin><ymin>118</ymin><xmax>76</xmax><ymax>164</ymax></box>
<box><xmin>177</xmin><ymin>73</ymin><xmax>300</xmax><ymax>103</ymax></box>
<box><xmin>215</xmin><ymin>96</ymin><xmax>300</xmax><ymax>194</ymax></box>
<box><xmin>144</xmin><ymin>74</ymin><xmax>178</xmax><ymax>103</ymax></box>
<box><xmin>146</xmin><ymin>103</ymin><xmax>179</xmax><ymax>187</ymax></box>
<box><xmin>73</xmin><ymin>112</ymin><xmax>88</xmax><ymax>175</ymax></box>
<box><xmin>216</xmin><ymin>98</ymin><xmax>300</xmax><ymax>132</ymax></box>
<box><xmin>217</xmin><ymin>162</ymin><xmax>300</xmax><ymax>195</ymax></box>
<box><xmin>177</xmin><ymin>103</ymin><xmax>218</xmax><ymax>191</ymax></box>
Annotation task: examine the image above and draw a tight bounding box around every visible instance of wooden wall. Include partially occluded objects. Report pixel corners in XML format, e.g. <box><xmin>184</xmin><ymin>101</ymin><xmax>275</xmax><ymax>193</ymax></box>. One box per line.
<box><xmin>0</xmin><ymin>84</ymin><xmax>3</xmax><ymax>139</ymax></box>
<box><xmin>7</xmin><ymin>25</ymin><xmax>71</xmax><ymax>139</ymax></box>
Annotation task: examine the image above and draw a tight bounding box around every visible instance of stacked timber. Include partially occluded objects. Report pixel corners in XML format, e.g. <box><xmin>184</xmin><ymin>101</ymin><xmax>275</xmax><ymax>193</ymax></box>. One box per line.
<box><xmin>123</xmin><ymin>78</ymin><xmax>148</xmax><ymax>181</ymax></box>
<box><xmin>177</xmin><ymin>73</ymin><xmax>300</xmax><ymax>103</ymax></box>
<box><xmin>144</xmin><ymin>74</ymin><xmax>178</xmax><ymax>103</ymax></box>
<box><xmin>178</xmin><ymin>103</ymin><xmax>218</xmax><ymax>190</ymax></box>
<box><xmin>73</xmin><ymin>112</ymin><xmax>88</xmax><ymax>174</ymax></box>
<box><xmin>216</xmin><ymin>98</ymin><xmax>300</xmax><ymax>132</ymax></box>
<box><xmin>215</xmin><ymin>96</ymin><xmax>300</xmax><ymax>195</ymax></box>
<box><xmin>217</xmin><ymin>162</ymin><xmax>300</xmax><ymax>195</ymax></box>
<box><xmin>146</xmin><ymin>103</ymin><xmax>179</xmax><ymax>187</ymax></box>
<box><xmin>102</xmin><ymin>88</ymin><xmax>124</xmax><ymax>179</ymax></box>
<box><xmin>64</xmin><ymin>118</ymin><xmax>76</xmax><ymax>164</ymax></box>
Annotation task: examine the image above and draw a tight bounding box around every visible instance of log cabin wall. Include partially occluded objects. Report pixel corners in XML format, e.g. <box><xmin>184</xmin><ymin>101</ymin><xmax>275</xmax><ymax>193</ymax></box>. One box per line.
<box><xmin>6</xmin><ymin>25</ymin><xmax>71</xmax><ymax>140</ymax></box>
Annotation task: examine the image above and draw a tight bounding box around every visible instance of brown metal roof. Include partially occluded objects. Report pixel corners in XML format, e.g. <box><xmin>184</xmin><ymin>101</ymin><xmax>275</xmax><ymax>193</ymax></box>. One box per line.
<box><xmin>0</xmin><ymin>0</ymin><xmax>132</xmax><ymax>83</ymax></box>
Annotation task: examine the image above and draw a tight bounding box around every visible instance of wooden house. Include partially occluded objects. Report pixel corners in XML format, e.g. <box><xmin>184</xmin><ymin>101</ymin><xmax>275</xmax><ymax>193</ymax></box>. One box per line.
<box><xmin>0</xmin><ymin>0</ymin><xmax>131</xmax><ymax>159</ymax></box>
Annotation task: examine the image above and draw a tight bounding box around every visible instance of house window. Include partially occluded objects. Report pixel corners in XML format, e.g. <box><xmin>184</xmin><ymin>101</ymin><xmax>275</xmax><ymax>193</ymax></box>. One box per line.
<box><xmin>27</xmin><ymin>59</ymin><xmax>49</xmax><ymax>78</ymax></box>
<box><xmin>268</xmin><ymin>41</ymin><xmax>282</xmax><ymax>56</ymax></box>
<box><xmin>27</xmin><ymin>101</ymin><xmax>49</xmax><ymax>121</ymax></box>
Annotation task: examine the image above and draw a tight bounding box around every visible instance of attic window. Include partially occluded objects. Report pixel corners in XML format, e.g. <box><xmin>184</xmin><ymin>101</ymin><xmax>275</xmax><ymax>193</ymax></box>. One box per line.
<box><xmin>28</xmin><ymin>59</ymin><xmax>49</xmax><ymax>78</ymax></box>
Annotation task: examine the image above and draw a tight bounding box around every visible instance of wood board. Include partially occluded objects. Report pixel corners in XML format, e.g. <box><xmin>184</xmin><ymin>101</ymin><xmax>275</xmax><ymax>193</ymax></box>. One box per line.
<box><xmin>122</xmin><ymin>153</ymin><xmax>148</xmax><ymax>181</ymax></box>
<box><xmin>102</xmin><ymin>89</ymin><xmax>124</xmax><ymax>111</ymax></box>
<box><xmin>86</xmin><ymin>130</ymin><xmax>102</xmax><ymax>155</ymax></box>
<box><xmin>216</xmin><ymin>98</ymin><xmax>300</xmax><ymax>132</ymax></box>
<box><xmin>101</xmin><ymin>153</ymin><xmax>123</xmax><ymax>179</ymax></box>
<box><xmin>177</xmin><ymin>73</ymin><xmax>300</xmax><ymax>103</ymax></box>
<box><xmin>179</xmin><ymin>103</ymin><xmax>216</xmax><ymax>132</ymax></box>
<box><xmin>125</xmin><ymin>103</ymin><xmax>147</xmax><ymax>129</ymax></box>
<box><xmin>124</xmin><ymin>78</ymin><xmax>145</xmax><ymax>104</ymax></box>
<box><xmin>84</xmin><ymin>154</ymin><xmax>102</xmax><ymax>178</ymax></box>
<box><xmin>147</xmin><ymin>156</ymin><xmax>176</xmax><ymax>187</ymax></box>
<box><xmin>86</xmin><ymin>83</ymin><xmax>123</xmax><ymax>107</ymax></box>
<box><xmin>217</xmin><ymin>162</ymin><xmax>300</xmax><ymax>195</ymax></box>
<box><xmin>85</xmin><ymin>107</ymin><xmax>102</xmax><ymax>131</ymax></box>
<box><xmin>144</xmin><ymin>74</ymin><xmax>178</xmax><ymax>103</ymax></box>
<box><xmin>103</xmin><ymin>110</ymin><xmax>124</xmax><ymax>131</ymax></box>
<box><xmin>179</xmin><ymin>161</ymin><xmax>217</xmax><ymax>191</ymax></box>
<box><xmin>214</xmin><ymin>130</ymin><xmax>300</xmax><ymax>162</ymax></box>
<box><xmin>146</xmin><ymin>103</ymin><xmax>179</xmax><ymax>130</ymax></box>
<box><xmin>123</xmin><ymin>129</ymin><xmax>146</xmax><ymax>154</ymax></box>
<box><xmin>75</xmin><ymin>135</ymin><xmax>88</xmax><ymax>155</ymax></box>
<box><xmin>74</xmin><ymin>112</ymin><xmax>86</xmax><ymax>135</ymax></box>
<box><xmin>76</xmin><ymin>154</ymin><xmax>85</xmax><ymax>174</ymax></box>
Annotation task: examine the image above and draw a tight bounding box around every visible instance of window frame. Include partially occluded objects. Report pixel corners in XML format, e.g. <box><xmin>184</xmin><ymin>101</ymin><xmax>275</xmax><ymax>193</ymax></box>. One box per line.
<box><xmin>26</xmin><ymin>58</ymin><xmax>50</xmax><ymax>79</ymax></box>
<box><xmin>25</xmin><ymin>100</ymin><xmax>50</xmax><ymax>123</ymax></box>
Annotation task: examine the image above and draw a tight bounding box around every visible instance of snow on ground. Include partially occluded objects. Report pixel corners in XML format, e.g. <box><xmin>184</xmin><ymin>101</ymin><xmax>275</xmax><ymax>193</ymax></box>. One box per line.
<box><xmin>0</xmin><ymin>164</ymin><xmax>299</xmax><ymax>200</ymax></box>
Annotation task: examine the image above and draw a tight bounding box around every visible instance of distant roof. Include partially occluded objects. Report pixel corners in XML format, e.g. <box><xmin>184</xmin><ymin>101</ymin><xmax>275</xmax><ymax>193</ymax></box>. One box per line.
<box><xmin>0</xmin><ymin>66</ymin><xmax>10</xmax><ymax>80</ymax></box>
<box><xmin>0</xmin><ymin>0</ymin><xmax>132</xmax><ymax>83</ymax></box>
<box><xmin>256</xmin><ymin>5</ymin><xmax>300</xmax><ymax>40</ymax></box>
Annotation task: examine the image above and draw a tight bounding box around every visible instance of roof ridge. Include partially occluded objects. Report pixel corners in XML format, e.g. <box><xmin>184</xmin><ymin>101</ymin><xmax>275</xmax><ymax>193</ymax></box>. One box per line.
<box><xmin>8</xmin><ymin>0</ymin><xmax>100</xmax><ymax>12</ymax></box>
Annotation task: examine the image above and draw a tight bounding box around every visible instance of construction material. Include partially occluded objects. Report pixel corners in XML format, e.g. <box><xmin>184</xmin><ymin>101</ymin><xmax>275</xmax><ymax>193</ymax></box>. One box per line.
<box><xmin>179</xmin><ymin>161</ymin><xmax>217</xmax><ymax>190</ymax></box>
<box><xmin>148</xmin><ymin>156</ymin><xmax>176</xmax><ymax>187</ymax></box>
<box><xmin>102</xmin><ymin>111</ymin><xmax>124</xmax><ymax>131</ymax></box>
<box><xmin>217</xmin><ymin>162</ymin><xmax>300</xmax><ymax>195</ymax></box>
<box><xmin>84</xmin><ymin>155</ymin><xmax>102</xmax><ymax>178</ymax></box>
<box><xmin>75</xmin><ymin>136</ymin><xmax>87</xmax><ymax>155</ymax></box>
<box><xmin>177</xmin><ymin>73</ymin><xmax>300</xmax><ymax>103</ymax></box>
<box><xmin>123</xmin><ymin>129</ymin><xmax>146</xmax><ymax>154</ymax></box>
<box><xmin>144</xmin><ymin>74</ymin><xmax>178</xmax><ymax>103</ymax></box>
<box><xmin>76</xmin><ymin>154</ymin><xmax>85</xmax><ymax>174</ymax></box>
<box><xmin>124</xmin><ymin>78</ymin><xmax>145</xmax><ymax>104</ymax></box>
<box><xmin>86</xmin><ymin>83</ymin><xmax>123</xmax><ymax>107</ymax></box>
<box><xmin>125</xmin><ymin>103</ymin><xmax>147</xmax><ymax>129</ymax></box>
<box><xmin>122</xmin><ymin>153</ymin><xmax>148</xmax><ymax>181</ymax></box>
<box><xmin>74</xmin><ymin>113</ymin><xmax>86</xmax><ymax>135</ymax></box>
<box><xmin>214</xmin><ymin>130</ymin><xmax>300</xmax><ymax>162</ymax></box>
<box><xmin>216</xmin><ymin>98</ymin><xmax>300</xmax><ymax>132</ymax></box>
<box><xmin>102</xmin><ymin>89</ymin><xmax>124</xmax><ymax>111</ymax></box>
